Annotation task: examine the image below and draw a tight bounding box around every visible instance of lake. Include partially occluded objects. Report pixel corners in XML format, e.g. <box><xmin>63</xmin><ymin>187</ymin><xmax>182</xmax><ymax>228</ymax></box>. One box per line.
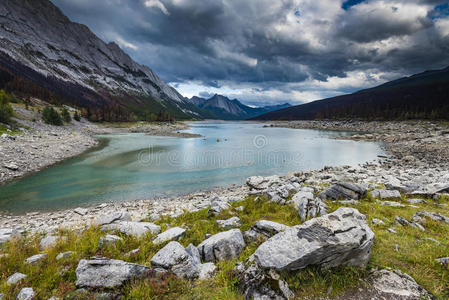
<box><xmin>0</xmin><ymin>121</ymin><xmax>385</xmax><ymax>213</ymax></box>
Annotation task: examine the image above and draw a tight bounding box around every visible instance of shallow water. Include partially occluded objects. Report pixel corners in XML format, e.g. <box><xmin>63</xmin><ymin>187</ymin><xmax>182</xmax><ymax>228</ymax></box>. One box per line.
<box><xmin>0</xmin><ymin>121</ymin><xmax>385</xmax><ymax>213</ymax></box>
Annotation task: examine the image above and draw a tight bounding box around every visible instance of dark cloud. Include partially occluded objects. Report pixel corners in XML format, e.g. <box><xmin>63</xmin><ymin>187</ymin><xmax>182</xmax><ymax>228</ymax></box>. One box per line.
<box><xmin>50</xmin><ymin>0</ymin><xmax>449</xmax><ymax>105</ymax></box>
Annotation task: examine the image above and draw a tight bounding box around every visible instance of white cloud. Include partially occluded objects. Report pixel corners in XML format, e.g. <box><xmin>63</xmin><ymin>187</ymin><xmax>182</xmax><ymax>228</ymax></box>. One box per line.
<box><xmin>144</xmin><ymin>0</ymin><xmax>170</xmax><ymax>15</ymax></box>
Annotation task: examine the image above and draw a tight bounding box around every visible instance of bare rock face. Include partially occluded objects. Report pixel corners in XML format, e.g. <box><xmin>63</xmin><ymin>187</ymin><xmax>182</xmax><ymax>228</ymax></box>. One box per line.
<box><xmin>369</xmin><ymin>269</ymin><xmax>432</xmax><ymax>299</ymax></box>
<box><xmin>318</xmin><ymin>182</ymin><xmax>367</xmax><ymax>200</ymax></box>
<box><xmin>197</xmin><ymin>229</ymin><xmax>246</xmax><ymax>262</ymax></box>
<box><xmin>76</xmin><ymin>258</ymin><xmax>151</xmax><ymax>288</ymax></box>
<box><xmin>253</xmin><ymin>207</ymin><xmax>374</xmax><ymax>271</ymax></box>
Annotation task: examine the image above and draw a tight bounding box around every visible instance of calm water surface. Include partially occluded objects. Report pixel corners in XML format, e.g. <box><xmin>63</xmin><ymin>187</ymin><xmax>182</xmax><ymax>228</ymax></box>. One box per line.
<box><xmin>0</xmin><ymin>121</ymin><xmax>385</xmax><ymax>213</ymax></box>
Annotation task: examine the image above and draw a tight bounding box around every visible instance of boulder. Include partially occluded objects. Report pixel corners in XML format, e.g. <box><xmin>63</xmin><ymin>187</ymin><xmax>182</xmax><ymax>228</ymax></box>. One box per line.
<box><xmin>98</xmin><ymin>235</ymin><xmax>122</xmax><ymax>247</ymax></box>
<box><xmin>25</xmin><ymin>253</ymin><xmax>48</xmax><ymax>265</ymax></box>
<box><xmin>102</xmin><ymin>222</ymin><xmax>161</xmax><ymax>238</ymax></box>
<box><xmin>0</xmin><ymin>228</ymin><xmax>19</xmax><ymax>245</ymax></box>
<box><xmin>150</xmin><ymin>241</ymin><xmax>199</xmax><ymax>279</ymax></box>
<box><xmin>318</xmin><ymin>182</ymin><xmax>367</xmax><ymax>200</ymax></box>
<box><xmin>17</xmin><ymin>288</ymin><xmax>34</xmax><ymax>300</ymax></box>
<box><xmin>153</xmin><ymin>227</ymin><xmax>186</xmax><ymax>245</ymax></box>
<box><xmin>244</xmin><ymin>220</ymin><xmax>289</xmax><ymax>242</ymax></box>
<box><xmin>369</xmin><ymin>269</ymin><xmax>432</xmax><ymax>299</ymax></box>
<box><xmin>93</xmin><ymin>211</ymin><xmax>131</xmax><ymax>226</ymax></box>
<box><xmin>372</xmin><ymin>189</ymin><xmax>402</xmax><ymax>200</ymax></box>
<box><xmin>246</xmin><ymin>176</ymin><xmax>281</xmax><ymax>190</ymax></box>
<box><xmin>76</xmin><ymin>258</ymin><xmax>151</xmax><ymax>288</ymax></box>
<box><xmin>6</xmin><ymin>272</ymin><xmax>27</xmax><ymax>285</ymax></box>
<box><xmin>198</xmin><ymin>229</ymin><xmax>246</xmax><ymax>262</ymax></box>
<box><xmin>296</xmin><ymin>197</ymin><xmax>328</xmax><ymax>221</ymax></box>
<box><xmin>216</xmin><ymin>217</ymin><xmax>242</xmax><ymax>229</ymax></box>
<box><xmin>253</xmin><ymin>207</ymin><xmax>374</xmax><ymax>271</ymax></box>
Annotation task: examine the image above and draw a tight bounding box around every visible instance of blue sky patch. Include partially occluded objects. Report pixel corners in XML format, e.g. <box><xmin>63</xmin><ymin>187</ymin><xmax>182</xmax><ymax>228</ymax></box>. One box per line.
<box><xmin>430</xmin><ymin>3</ymin><xmax>449</xmax><ymax>20</ymax></box>
<box><xmin>342</xmin><ymin>0</ymin><xmax>366</xmax><ymax>10</ymax></box>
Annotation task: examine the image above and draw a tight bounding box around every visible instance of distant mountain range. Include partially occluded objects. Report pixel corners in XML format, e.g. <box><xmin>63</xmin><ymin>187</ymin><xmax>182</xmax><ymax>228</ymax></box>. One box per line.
<box><xmin>0</xmin><ymin>0</ymin><xmax>206</xmax><ymax>121</ymax></box>
<box><xmin>253</xmin><ymin>66</ymin><xmax>449</xmax><ymax>121</ymax></box>
<box><xmin>187</xmin><ymin>94</ymin><xmax>291</xmax><ymax>120</ymax></box>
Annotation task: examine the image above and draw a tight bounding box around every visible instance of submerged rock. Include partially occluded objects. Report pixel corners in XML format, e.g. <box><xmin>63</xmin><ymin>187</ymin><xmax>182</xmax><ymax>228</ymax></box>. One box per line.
<box><xmin>76</xmin><ymin>258</ymin><xmax>151</xmax><ymax>288</ymax></box>
<box><xmin>253</xmin><ymin>207</ymin><xmax>374</xmax><ymax>271</ymax></box>
<box><xmin>198</xmin><ymin>229</ymin><xmax>246</xmax><ymax>262</ymax></box>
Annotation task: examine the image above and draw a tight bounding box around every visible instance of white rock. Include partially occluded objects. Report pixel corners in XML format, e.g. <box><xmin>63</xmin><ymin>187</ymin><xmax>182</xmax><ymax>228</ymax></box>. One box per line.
<box><xmin>7</xmin><ymin>272</ymin><xmax>27</xmax><ymax>285</ymax></box>
<box><xmin>199</xmin><ymin>262</ymin><xmax>217</xmax><ymax>279</ymax></box>
<box><xmin>151</xmin><ymin>241</ymin><xmax>199</xmax><ymax>279</ymax></box>
<box><xmin>197</xmin><ymin>229</ymin><xmax>246</xmax><ymax>262</ymax></box>
<box><xmin>56</xmin><ymin>251</ymin><xmax>73</xmax><ymax>260</ymax></box>
<box><xmin>370</xmin><ymin>269</ymin><xmax>431</xmax><ymax>299</ymax></box>
<box><xmin>102</xmin><ymin>222</ymin><xmax>160</xmax><ymax>237</ymax></box>
<box><xmin>17</xmin><ymin>287</ymin><xmax>35</xmax><ymax>300</ymax></box>
<box><xmin>216</xmin><ymin>217</ymin><xmax>242</xmax><ymax>229</ymax></box>
<box><xmin>98</xmin><ymin>235</ymin><xmax>122</xmax><ymax>247</ymax></box>
<box><xmin>25</xmin><ymin>253</ymin><xmax>48</xmax><ymax>265</ymax></box>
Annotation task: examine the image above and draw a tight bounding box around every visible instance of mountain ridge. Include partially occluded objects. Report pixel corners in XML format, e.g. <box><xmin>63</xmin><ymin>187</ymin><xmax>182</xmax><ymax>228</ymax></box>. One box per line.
<box><xmin>187</xmin><ymin>94</ymin><xmax>291</xmax><ymax>120</ymax></box>
<box><xmin>0</xmin><ymin>0</ymin><xmax>204</xmax><ymax>121</ymax></box>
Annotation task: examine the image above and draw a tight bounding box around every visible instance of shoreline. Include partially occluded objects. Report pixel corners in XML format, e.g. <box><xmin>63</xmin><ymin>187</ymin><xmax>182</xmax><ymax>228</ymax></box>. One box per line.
<box><xmin>1</xmin><ymin>120</ymin><xmax>448</xmax><ymax>233</ymax></box>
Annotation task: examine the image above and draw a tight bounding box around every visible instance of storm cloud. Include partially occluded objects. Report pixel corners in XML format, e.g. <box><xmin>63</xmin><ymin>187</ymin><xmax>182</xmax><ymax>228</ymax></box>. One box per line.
<box><xmin>50</xmin><ymin>0</ymin><xmax>449</xmax><ymax>106</ymax></box>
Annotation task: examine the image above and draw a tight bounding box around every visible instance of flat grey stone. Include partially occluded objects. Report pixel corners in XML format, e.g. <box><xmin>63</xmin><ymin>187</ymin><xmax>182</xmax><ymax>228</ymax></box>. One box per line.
<box><xmin>93</xmin><ymin>211</ymin><xmax>131</xmax><ymax>226</ymax></box>
<box><xmin>372</xmin><ymin>189</ymin><xmax>402</xmax><ymax>200</ymax></box>
<box><xmin>102</xmin><ymin>222</ymin><xmax>160</xmax><ymax>237</ymax></box>
<box><xmin>153</xmin><ymin>227</ymin><xmax>186</xmax><ymax>244</ymax></box>
<box><xmin>318</xmin><ymin>182</ymin><xmax>367</xmax><ymax>200</ymax></box>
<box><xmin>370</xmin><ymin>269</ymin><xmax>431</xmax><ymax>299</ymax></box>
<box><xmin>216</xmin><ymin>217</ymin><xmax>242</xmax><ymax>229</ymax></box>
<box><xmin>56</xmin><ymin>251</ymin><xmax>73</xmax><ymax>260</ymax></box>
<box><xmin>0</xmin><ymin>228</ymin><xmax>19</xmax><ymax>245</ymax></box>
<box><xmin>76</xmin><ymin>258</ymin><xmax>151</xmax><ymax>288</ymax></box>
<box><xmin>198</xmin><ymin>229</ymin><xmax>246</xmax><ymax>262</ymax></box>
<box><xmin>25</xmin><ymin>253</ymin><xmax>48</xmax><ymax>265</ymax></box>
<box><xmin>253</xmin><ymin>207</ymin><xmax>374</xmax><ymax>271</ymax></box>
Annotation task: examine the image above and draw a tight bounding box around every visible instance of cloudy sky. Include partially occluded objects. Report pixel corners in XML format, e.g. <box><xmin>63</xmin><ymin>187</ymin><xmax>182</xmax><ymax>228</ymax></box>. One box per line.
<box><xmin>51</xmin><ymin>0</ymin><xmax>449</xmax><ymax>106</ymax></box>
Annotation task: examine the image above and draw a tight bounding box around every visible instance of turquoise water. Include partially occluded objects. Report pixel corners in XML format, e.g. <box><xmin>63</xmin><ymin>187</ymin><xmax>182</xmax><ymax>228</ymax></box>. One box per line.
<box><xmin>0</xmin><ymin>121</ymin><xmax>385</xmax><ymax>213</ymax></box>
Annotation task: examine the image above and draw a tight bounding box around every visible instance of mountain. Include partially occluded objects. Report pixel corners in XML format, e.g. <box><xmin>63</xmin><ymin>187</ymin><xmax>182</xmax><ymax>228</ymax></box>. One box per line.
<box><xmin>187</xmin><ymin>94</ymin><xmax>291</xmax><ymax>120</ymax></box>
<box><xmin>252</xmin><ymin>66</ymin><xmax>449</xmax><ymax>121</ymax></box>
<box><xmin>0</xmin><ymin>0</ymin><xmax>204</xmax><ymax>121</ymax></box>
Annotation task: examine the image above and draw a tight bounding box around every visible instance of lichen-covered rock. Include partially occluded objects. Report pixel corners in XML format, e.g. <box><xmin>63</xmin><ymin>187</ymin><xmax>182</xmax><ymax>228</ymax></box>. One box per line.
<box><xmin>76</xmin><ymin>258</ymin><xmax>151</xmax><ymax>288</ymax></box>
<box><xmin>245</xmin><ymin>220</ymin><xmax>289</xmax><ymax>242</ymax></box>
<box><xmin>318</xmin><ymin>182</ymin><xmax>367</xmax><ymax>200</ymax></box>
<box><xmin>296</xmin><ymin>197</ymin><xmax>328</xmax><ymax>221</ymax></box>
<box><xmin>369</xmin><ymin>269</ymin><xmax>432</xmax><ymax>299</ymax></box>
<box><xmin>216</xmin><ymin>217</ymin><xmax>242</xmax><ymax>229</ymax></box>
<box><xmin>253</xmin><ymin>207</ymin><xmax>374</xmax><ymax>271</ymax></box>
<box><xmin>198</xmin><ymin>229</ymin><xmax>246</xmax><ymax>262</ymax></box>
<box><xmin>150</xmin><ymin>241</ymin><xmax>199</xmax><ymax>279</ymax></box>
<box><xmin>153</xmin><ymin>227</ymin><xmax>185</xmax><ymax>244</ymax></box>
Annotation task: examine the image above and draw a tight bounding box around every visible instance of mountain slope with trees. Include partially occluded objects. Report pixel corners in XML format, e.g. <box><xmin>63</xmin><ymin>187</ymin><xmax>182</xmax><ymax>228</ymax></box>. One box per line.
<box><xmin>252</xmin><ymin>66</ymin><xmax>449</xmax><ymax>121</ymax></box>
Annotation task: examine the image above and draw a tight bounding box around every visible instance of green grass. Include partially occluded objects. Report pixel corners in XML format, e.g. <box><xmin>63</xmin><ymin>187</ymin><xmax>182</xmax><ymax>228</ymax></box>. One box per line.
<box><xmin>0</xmin><ymin>194</ymin><xmax>448</xmax><ymax>299</ymax></box>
